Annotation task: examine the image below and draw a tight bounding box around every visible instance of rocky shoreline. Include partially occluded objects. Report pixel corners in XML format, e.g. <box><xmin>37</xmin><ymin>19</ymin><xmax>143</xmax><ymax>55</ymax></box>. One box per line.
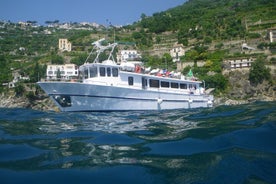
<box><xmin>0</xmin><ymin>91</ymin><xmax>275</xmax><ymax>112</ymax></box>
<box><xmin>0</xmin><ymin>93</ymin><xmax>58</xmax><ymax>112</ymax></box>
<box><xmin>214</xmin><ymin>96</ymin><xmax>275</xmax><ymax>106</ymax></box>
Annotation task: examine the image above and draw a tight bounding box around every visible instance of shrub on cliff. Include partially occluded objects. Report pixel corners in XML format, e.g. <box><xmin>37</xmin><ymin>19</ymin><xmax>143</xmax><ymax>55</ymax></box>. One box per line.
<box><xmin>249</xmin><ymin>57</ymin><xmax>271</xmax><ymax>86</ymax></box>
<box><xmin>204</xmin><ymin>73</ymin><xmax>228</xmax><ymax>94</ymax></box>
<box><xmin>0</xmin><ymin>55</ymin><xmax>12</xmax><ymax>89</ymax></box>
<box><xmin>14</xmin><ymin>84</ymin><xmax>25</xmax><ymax>97</ymax></box>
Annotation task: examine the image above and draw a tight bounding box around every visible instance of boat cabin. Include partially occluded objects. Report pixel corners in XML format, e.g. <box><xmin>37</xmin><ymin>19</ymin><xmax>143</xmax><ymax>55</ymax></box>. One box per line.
<box><xmin>79</xmin><ymin>62</ymin><xmax>203</xmax><ymax>95</ymax></box>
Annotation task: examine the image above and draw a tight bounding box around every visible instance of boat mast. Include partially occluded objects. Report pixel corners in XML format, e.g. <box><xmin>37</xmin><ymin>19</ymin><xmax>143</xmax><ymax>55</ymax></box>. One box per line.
<box><xmin>84</xmin><ymin>38</ymin><xmax>117</xmax><ymax>64</ymax></box>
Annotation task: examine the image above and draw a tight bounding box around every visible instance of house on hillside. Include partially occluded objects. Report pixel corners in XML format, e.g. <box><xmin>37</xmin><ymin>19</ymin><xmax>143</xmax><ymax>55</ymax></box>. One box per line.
<box><xmin>268</xmin><ymin>28</ymin><xmax>276</xmax><ymax>43</ymax></box>
<box><xmin>46</xmin><ymin>64</ymin><xmax>78</xmax><ymax>80</ymax></box>
<box><xmin>2</xmin><ymin>70</ymin><xmax>30</xmax><ymax>88</ymax></box>
<box><xmin>59</xmin><ymin>39</ymin><xmax>72</xmax><ymax>52</ymax></box>
<box><xmin>242</xmin><ymin>43</ymin><xmax>255</xmax><ymax>51</ymax></box>
<box><xmin>117</xmin><ymin>50</ymin><xmax>141</xmax><ymax>63</ymax></box>
<box><xmin>223</xmin><ymin>57</ymin><xmax>255</xmax><ymax>70</ymax></box>
<box><xmin>170</xmin><ymin>43</ymin><xmax>185</xmax><ymax>62</ymax></box>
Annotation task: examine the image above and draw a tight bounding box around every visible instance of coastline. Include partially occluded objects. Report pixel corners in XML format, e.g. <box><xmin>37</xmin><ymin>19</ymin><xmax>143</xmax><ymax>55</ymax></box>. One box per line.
<box><xmin>0</xmin><ymin>92</ymin><xmax>274</xmax><ymax>112</ymax></box>
<box><xmin>1</xmin><ymin>68</ymin><xmax>275</xmax><ymax>111</ymax></box>
<box><xmin>0</xmin><ymin>93</ymin><xmax>58</xmax><ymax>112</ymax></box>
<box><xmin>214</xmin><ymin>96</ymin><xmax>275</xmax><ymax>106</ymax></box>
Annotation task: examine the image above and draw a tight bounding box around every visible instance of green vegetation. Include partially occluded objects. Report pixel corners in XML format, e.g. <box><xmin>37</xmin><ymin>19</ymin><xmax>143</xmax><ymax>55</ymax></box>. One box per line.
<box><xmin>0</xmin><ymin>55</ymin><xmax>12</xmax><ymax>86</ymax></box>
<box><xmin>181</xmin><ymin>48</ymin><xmax>228</xmax><ymax>93</ymax></box>
<box><xmin>137</xmin><ymin>0</ymin><xmax>275</xmax><ymax>42</ymax></box>
<box><xmin>249</xmin><ymin>57</ymin><xmax>272</xmax><ymax>86</ymax></box>
<box><xmin>143</xmin><ymin>53</ymin><xmax>176</xmax><ymax>71</ymax></box>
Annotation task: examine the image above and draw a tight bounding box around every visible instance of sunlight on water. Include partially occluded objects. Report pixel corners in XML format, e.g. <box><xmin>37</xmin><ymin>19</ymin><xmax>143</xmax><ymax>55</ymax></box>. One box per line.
<box><xmin>37</xmin><ymin>109</ymin><xmax>200</xmax><ymax>137</ymax></box>
<box><xmin>39</xmin><ymin>118</ymin><xmax>77</xmax><ymax>133</ymax></box>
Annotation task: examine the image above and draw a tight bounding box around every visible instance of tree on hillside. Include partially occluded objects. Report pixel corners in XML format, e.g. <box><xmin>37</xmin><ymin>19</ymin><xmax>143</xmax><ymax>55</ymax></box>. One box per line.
<box><xmin>249</xmin><ymin>57</ymin><xmax>271</xmax><ymax>86</ymax></box>
<box><xmin>14</xmin><ymin>83</ymin><xmax>25</xmax><ymax>97</ymax></box>
<box><xmin>204</xmin><ymin>73</ymin><xmax>228</xmax><ymax>93</ymax></box>
<box><xmin>162</xmin><ymin>53</ymin><xmax>175</xmax><ymax>71</ymax></box>
<box><xmin>50</xmin><ymin>54</ymin><xmax>64</xmax><ymax>64</ymax></box>
<box><xmin>71</xmin><ymin>53</ymin><xmax>88</xmax><ymax>66</ymax></box>
<box><xmin>0</xmin><ymin>55</ymin><xmax>12</xmax><ymax>88</ymax></box>
<box><xmin>45</xmin><ymin>20</ymin><xmax>59</xmax><ymax>25</ymax></box>
<box><xmin>29</xmin><ymin>61</ymin><xmax>46</xmax><ymax>82</ymax></box>
<box><xmin>131</xmin><ymin>29</ymin><xmax>153</xmax><ymax>48</ymax></box>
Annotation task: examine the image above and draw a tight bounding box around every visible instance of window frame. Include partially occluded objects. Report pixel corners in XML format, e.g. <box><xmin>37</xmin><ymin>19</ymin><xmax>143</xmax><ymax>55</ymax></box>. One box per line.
<box><xmin>99</xmin><ymin>67</ymin><xmax>106</xmax><ymax>77</ymax></box>
<box><xmin>128</xmin><ymin>76</ymin><xmax>134</xmax><ymax>85</ymax></box>
<box><xmin>149</xmin><ymin>79</ymin><xmax>159</xmax><ymax>88</ymax></box>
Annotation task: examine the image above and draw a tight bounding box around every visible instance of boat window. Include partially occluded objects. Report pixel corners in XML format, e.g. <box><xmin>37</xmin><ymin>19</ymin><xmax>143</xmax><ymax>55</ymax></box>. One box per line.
<box><xmin>107</xmin><ymin>67</ymin><xmax>111</xmax><ymax>77</ymax></box>
<box><xmin>112</xmin><ymin>68</ymin><xmax>118</xmax><ymax>77</ymax></box>
<box><xmin>161</xmin><ymin>81</ymin><xmax>169</xmax><ymax>88</ymax></box>
<box><xmin>180</xmin><ymin>83</ymin><xmax>187</xmax><ymax>89</ymax></box>
<box><xmin>100</xmin><ymin>67</ymin><xmax>106</xmax><ymax>77</ymax></box>
<box><xmin>142</xmin><ymin>77</ymin><xmax>147</xmax><ymax>89</ymax></box>
<box><xmin>84</xmin><ymin>68</ymin><xmax>89</xmax><ymax>79</ymax></box>
<box><xmin>149</xmin><ymin>79</ymin><xmax>159</xmax><ymax>88</ymax></box>
<box><xmin>128</xmin><ymin>76</ymin><xmax>134</xmax><ymax>85</ymax></box>
<box><xmin>89</xmin><ymin>66</ymin><xmax>98</xmax><ymax>78</ymax></box>
<box><xmin>171</xmin><ymin>82</ymin><xmax>179</xmax><ymax>89</ymax></box>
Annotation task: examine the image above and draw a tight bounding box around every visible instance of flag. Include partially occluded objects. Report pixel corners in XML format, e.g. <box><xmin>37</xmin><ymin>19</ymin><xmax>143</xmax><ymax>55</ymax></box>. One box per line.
<box><xmin>187</xmin><ymin>69</ymin><xmax>193</xmax><ymax>77</ymax></box>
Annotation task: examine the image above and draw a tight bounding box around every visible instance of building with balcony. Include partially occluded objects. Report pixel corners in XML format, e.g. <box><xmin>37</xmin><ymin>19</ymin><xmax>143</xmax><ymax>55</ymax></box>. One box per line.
<box><xmin>268</xmin><ymin>28</ymin><xmax>276</xmax><ymax>43</ymax></box>
<box><xmin>224</xmin><ymin>58</ymin><xmax>255</xmax><ymax>70</ymax></box>
<box><xmin>170</xmin><ymin>43</ymin><xmax>185</xmax><ymax>62</ymax></box>
<box><xmin>46</xmin><ymin>64</ymin><xmax>78</xmax><ymax>80</ymax></box>
<box><xmin>59</xmin><ymin>39</ymin><xmax>72</xmax><ymax>52</ymax></box>
<box><xmin>117</xmin><ymin>50</ymin><xmax>141</xmax><ymax>63</ymax></box>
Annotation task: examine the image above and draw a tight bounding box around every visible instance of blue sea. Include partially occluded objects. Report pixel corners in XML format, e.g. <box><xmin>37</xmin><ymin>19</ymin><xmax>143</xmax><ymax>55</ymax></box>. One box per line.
<box><xmin>0</xmin><ymin>101</ymin><xmax>275</xmax><ymax>184</ymax></box>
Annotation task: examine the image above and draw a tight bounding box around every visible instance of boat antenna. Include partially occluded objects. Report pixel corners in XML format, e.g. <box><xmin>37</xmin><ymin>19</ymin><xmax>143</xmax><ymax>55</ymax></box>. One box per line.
<box><xmin>84</xmin><ymin>38</ymin><xmax>105</xmax><ymax>63</ymax></box>
<box><xmin>84</xmin><ymin>46</ymin><xmax>95</xmax><ymax>64</ymax></box>
<box><xmin>84</xmin><ymin>38</ymin><xmax>118</xmax><ymax>64</ymax></box>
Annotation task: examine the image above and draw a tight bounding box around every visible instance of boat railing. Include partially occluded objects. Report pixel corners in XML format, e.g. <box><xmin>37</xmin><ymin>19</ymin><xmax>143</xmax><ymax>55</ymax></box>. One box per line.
<box><xmin>121</xmin><ymin>68</ymin><xmax>200</xmax><ymax>82</ymax></box>
<box><xmin>40</xmin><ymin>78</ymin><xmax>82</xmax><ymax>83</ymax></box>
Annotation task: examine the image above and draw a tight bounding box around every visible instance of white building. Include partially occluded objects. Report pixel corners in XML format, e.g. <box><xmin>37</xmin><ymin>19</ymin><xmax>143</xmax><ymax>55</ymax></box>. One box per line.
<box><xmin>59</xmin><ymin>39</ymin><xmax>72</xmax><ymax>52</ymax></box>
<box><xmin>268</xmin><ymin>28</ymin><xmax>276</xmax><ymax>43</ymax></box>
<box><xmin>46</xmin><ymin>64</ymin><xmax>78</xmax><ymax>80</ymax></box>
<box><xmin>170</xmin><ymin>43</ymin><xmax>185</xmax><ymax>62</ymax></box>
<box><xmin>224</xmin><ymin>58</ymin><xmax>255</xmax><ymax>69</ymax></box>
<box><xmin>117</xmin><ymin>50</ymin><xmax>141</xmax><ymax>63</ymax></box>
<box><xmin>3</xmin><ymin>71</ymin><xmax>30</xmax><ymax>88</ymax></box>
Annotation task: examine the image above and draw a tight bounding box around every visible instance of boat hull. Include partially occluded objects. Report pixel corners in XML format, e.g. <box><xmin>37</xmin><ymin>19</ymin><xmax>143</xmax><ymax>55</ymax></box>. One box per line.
<box><xmin>38</xmin><ymin>82</ymin><xmax>213</xmax><ymax>112</ymax></box>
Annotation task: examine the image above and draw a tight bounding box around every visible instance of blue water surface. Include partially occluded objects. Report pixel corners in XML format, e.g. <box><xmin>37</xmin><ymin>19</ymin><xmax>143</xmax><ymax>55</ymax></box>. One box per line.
<box><xmin>0</xmin><ymin>101</ymin><xmax>275</xmax><ymax>184</ymax></box>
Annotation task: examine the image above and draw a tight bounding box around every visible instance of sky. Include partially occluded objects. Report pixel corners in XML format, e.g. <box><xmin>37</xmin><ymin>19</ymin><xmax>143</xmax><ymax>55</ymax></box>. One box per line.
<box><xmin>0</xmin><ymin>0</ymin><xmax>186</xmax><ymax>26</ymax></box>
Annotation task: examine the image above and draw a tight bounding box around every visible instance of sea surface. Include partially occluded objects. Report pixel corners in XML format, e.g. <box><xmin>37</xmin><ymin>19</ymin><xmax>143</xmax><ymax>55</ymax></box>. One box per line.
<box><xmin>0</xmin><ymin>101</ymin><xmax>275</xmax><ymax>184</ymax></box>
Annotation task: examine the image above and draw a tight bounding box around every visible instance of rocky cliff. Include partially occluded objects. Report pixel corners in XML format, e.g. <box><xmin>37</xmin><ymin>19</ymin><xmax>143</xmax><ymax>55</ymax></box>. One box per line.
<box><xmin>215</xmin><ymin>69</ymin><xmax>276</xmax><ymax>106</ymax></box>
<box><xmin>0</xmin><ymin>92</ymin><xmax>58</xmax><ymax>112</ymax></box>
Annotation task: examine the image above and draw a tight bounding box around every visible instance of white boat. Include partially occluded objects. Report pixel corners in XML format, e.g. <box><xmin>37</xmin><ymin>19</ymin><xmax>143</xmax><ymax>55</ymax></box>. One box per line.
<box><xmin>38</xmin><ymin>39</ymin><xmax>213</xmax><ymax>112</ymax></box>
